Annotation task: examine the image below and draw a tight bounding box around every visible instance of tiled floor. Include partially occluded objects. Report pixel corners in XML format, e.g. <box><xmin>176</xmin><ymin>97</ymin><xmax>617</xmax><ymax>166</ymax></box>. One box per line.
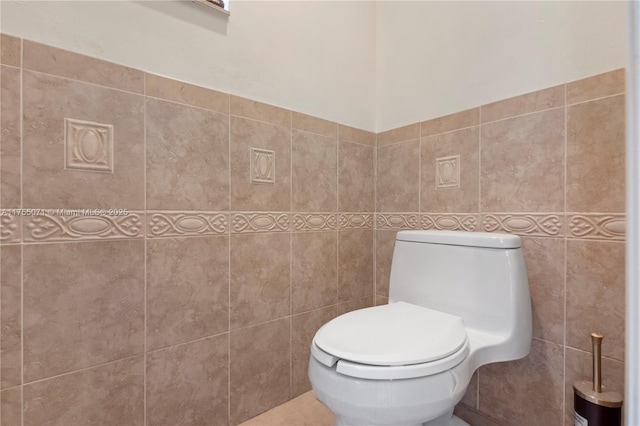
<box><xmin>239</xmin><ymin>391</ymin><xmax>336</xmax><ymax>426</ymax></box>
<box><xmin>238</xmin><ymin>392</ymin><xmax>501</xmax><ymax>426</ymax></box>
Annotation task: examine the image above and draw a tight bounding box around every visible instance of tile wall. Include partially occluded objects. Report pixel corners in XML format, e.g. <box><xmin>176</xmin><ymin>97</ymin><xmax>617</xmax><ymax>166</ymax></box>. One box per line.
<box><xmin>0</xmin><ymin>34</ymin><xmax>375</xmax><ymax>425</ymax></box>
<box><xmin>374</xmin><ymin>69</ymin><xmax>626</xmax><ymax>425</ymax></box>
<box><xmin>0</xmin><ymin>32</ymin><xmax>627</xmax><ymax>426</ymax></box>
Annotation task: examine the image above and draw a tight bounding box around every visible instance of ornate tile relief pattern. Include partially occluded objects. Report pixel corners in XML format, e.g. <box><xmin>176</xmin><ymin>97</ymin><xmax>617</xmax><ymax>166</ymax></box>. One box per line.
<box><xmin>482</xmin><ymin>213</ymin><xmax>563</xmax><ymax>237</ymax></box>
<box><xmin>568</xmin><ymin>214</ymin><xmax>625</xmax><ymax>240</ymax></box>
<box><xmin>64</xmin><ymin>118</ymin><xmax>114</xmax><ymax>173</ymax></box>
<box><xmin>292</xmin><ymin>213</ymin><xmax>337</xmax><ymax>231</ymax></box>
<box><xmin>231</xmin><ymin>212</ymin><xmax>290</xmax><ymax>233</ymax></box>
<box><xmin>147</xmin><ymin>211</ymin><xmax>228</xmax><ymax>238</ymax></box>
<box><xmin>250</xmin><ymin>148</ymin><xmax>275</xmax><ymax>184</ymax></box>
<box><xmin>436</xmin><ymin>155</ymin><xmax>460</xmax><ymax>189</ymax></box>
<box><xmin>25</xmin><ymin>212</ymin><xmax>143</xmax><ymax>242</ymax></box>
<box><xmin>375</xmin><ymin>213</ymin><xmax>419</xmax><ymax>230</ymax></box>
<box><xmin>421</xmin><ymin>214</ymin><xmax>477</xmax><ymax>231</ymax></box>
<box><xmin>0</xmin><ymin>215</ymin><xmax>21</xmax><ymax>243</ymax></box>
<box><xmin>339</xmin><ymin>214</ymin><xmax>373</xmax><ymax>230</ymax></box>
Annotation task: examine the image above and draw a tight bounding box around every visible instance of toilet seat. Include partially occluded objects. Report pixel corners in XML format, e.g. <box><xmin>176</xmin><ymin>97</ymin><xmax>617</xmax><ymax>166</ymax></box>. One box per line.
<box><xmin>311</xmin><ymin>302</ymin><xmax>470</xmax><ymax>380</ymax></box>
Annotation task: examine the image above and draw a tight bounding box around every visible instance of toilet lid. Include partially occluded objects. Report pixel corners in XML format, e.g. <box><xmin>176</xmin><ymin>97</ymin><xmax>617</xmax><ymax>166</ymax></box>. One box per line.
<box><xmin>313</xmin><ymin>301</ymin><xmax>467</xmax><ymax>366</ymax></box>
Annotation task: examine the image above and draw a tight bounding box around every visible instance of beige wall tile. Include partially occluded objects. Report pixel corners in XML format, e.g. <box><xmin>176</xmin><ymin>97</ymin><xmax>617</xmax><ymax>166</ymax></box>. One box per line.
<box><xmin>338</xmin><ymin>230</ymin><xmax>373</xmax><ymax>303</ymax></box>
<box><xmin>230</xmin><ymin>117</ymin><xmax>291</xmax><ymax>211</ymax></box>
<box><xmin>375</xmin><ymin>295</ymin><xmax>388</xmax><ymax>306</ymax></box>
<box><xmin>1</xmin><ymin>246</ymin><xmax>21</xmax><ymax>389</ymax></box>
<box><xmin>146</xmin><ymin>236</ymin><xmax>229</xmax><ymax>351</ymax></box>
<box><xmin>146</xmin><ymin>98</ymin><xmax>229</xmax><ymax>211</ymax></box>
<box><xmin>453</xmin><ymin>404</ymin><xmax>501</xmax><ymax>426</ymax></box>
<box><xmin>146</xmin><ymin>335</ymin><xmax>229</xmax><ymax>426</ymax></box>
<box><xmin>521</xmin><ymin>237</ymin><xmax>564</xmax><ymax>345</ymax></box>
<box><xmin>22</xmin><ymin>71</ymin><xmax>145</xmax><ymax>209</ymax></box>
<box><xmin>339</xmin><ymin>125</ymin><xmax>375</xmax><ymax>147</ymax></box>
<box><xmin>567</xmin><ymin>95</ymin><xmax>625</xmax><ymax>213</ymax></box>
<box><xmin>480</xmin><ymin>108</ymin><xmax>565</xmax><ymax>212</ymax></box>
<box><xmin>481</xmin><ymin>85</ymin><xmax>564</xmax><ymax>123</ymax></box>
<box><xmin>377</xmin><ymin>123</ymin><xmax>420</xmax><ymax>147</ymax></box>
<box><xmin>478</xmin><ymin>339</ymin><xmax>564</xmax><ymax>425</ymax></box>
<box><xmin>23</xmin><ymin>240</ymin><xmax>145</xmax><ymax>382</ymax></box>
<box><xmin>338</xmin><ymin>141</ymin><xmax>374</xmax><ymax>212</ymax></box>
<box><xmin>292</xmin><ymin>232</ymin><xmax>337</xmax><ymax>314</ymax></box>
<box><xmin>566</xmin><ymin>240</ymin><xmax>625</xmax><ymax>361</ymax></box>
<box><xmin>1</xmin><ymin>66</ymin><xmax>21</xmax><ymax>209</ymax></box>
<box><xmin>375</xmin><ymin>230</ymin><xmax>397</xmax><ymax>298</ymax></box>
<box><xmin>421</xmin><ymin>127</ymin><xmax>479</xmax><ymax>213</ymax></box>
<box><xmin>0</xmin><ymin>34</ymin><xmax>21</xmax><ymax>67</ymax></box>
<box><xmin>461</xmin><ymin>371</ymin><xmax>478</xmax><ymax>408</ymax></box>
<box><xmin>230</xmin><ymin>233</ymin><xmax>290</xmax><ymax>329</ymax></box>
<box><xmin>292</xmin><ymin>130</ymin><xmax>337</xmax><ymax>212</ymax></box>
<box><xmin>23</xmin><ymin>356</ymin><xmax>144</xmax><ymax>426</ymax></box>
<box><xmin>421</xmin><ymin>108</ymin><xmax>479</xmax><ymax>137</ymax></box>
<box><xmin>337</xmin><ymin>295</ymin><xmax>374</xmax><ymax>315</ymax></box>
<box><xmin>291</xmin><ymin>307</ymin><xmax>336</xmax><ymax>397</ymax></box>
<box><xmin>564</xmin><ymin>347</ymin><xmax>624</xmax><ymax>426</ymax></box>
<box><xmin>145</xmin><ymin>73</ymin><xmax>229</xmax><ymax>113</ymax></box>
<box><xmin>230</xmin><ymin>318</ymin><xmax>291</xmax><ymax>424</ymax></box>
<box><xmin>1</xmin><ymin>387</ymin><xmax>22</xmax><ymax>426</ymax></box>
<box><xmin>376</xmin><ymin>140</ymin><xmax>420</xmax><ymax>212</ymax></box>
<box><xmin>567</xmin><ymin>69</ymin><xmax>625</xmax><ymax>105</ymax></box>
<box><xmin>230</xmin><ymin>95</ymin><xmax>291</xmax><ymax>128</ymax></box>
<box><xmin>23</xmin><ymin>40</ymin><xmax>144</xmax><ymax>93</ymax></box>
<box><xmin>292</xmin><ymin>112</ymin><xmax>337</xmax><ymax>138</ymax></box>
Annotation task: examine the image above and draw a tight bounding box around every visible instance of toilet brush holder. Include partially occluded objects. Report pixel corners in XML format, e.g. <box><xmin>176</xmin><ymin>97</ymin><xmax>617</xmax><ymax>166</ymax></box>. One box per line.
<box><xmin>573</xmin><ymin>333</ymin><xmax>623</xmax><ymax>426</ymax></box>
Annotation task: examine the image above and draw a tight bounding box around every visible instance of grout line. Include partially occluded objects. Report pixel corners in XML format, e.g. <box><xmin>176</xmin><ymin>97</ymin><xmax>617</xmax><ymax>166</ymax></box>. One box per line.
<box><xmin>18</xmin><ymin>353</ymin><xmax>145</xmax><ymax>388</ymax></box>
<box><xmin>562</xmin><ymin>83</ymin><xmax>568</xmax><ymax>421</ymax></box>
<box><xmin>19</xmin><ymin>36</ymin><xmax>25</xmax><ymax>426</ymax></box>
<box><xmin>479</xmin><ymin>105</ymin><xmax>565</xmax><ymax>126</ymax></box>
<box><xmin>23</xmin><ymin>68</ymin><xmax>143</xmax><ymax>98</ymax></box>
<box><xmin>478</xmin><ymin>108</ymin><xmax>482</xmax><ymax>219</ymax></box>
<box><xmin>142</xmin><ymin>72</ymin><xmax>147</xmax><ymax>426</ymax></box>
<box><xmin>565</xmin><ymin>91</ymin><xmax>626</xmax><ymax>108</ymax></box>
<box><xmin>288</xmin><ymin>110</ymin><xmax>293</xmax><ymax>401</ymax></box>
<box><xmin>227</xmin><ymin>92</ymin><xmax>232</xmax><ymax>425</ymax></box>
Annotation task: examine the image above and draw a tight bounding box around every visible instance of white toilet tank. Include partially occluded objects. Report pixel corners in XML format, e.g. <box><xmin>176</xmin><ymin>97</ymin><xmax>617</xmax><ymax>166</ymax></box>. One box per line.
<box><xmin>389</xmin><ymin>230</ymin><xmax>532</xmax><ymax>365</ymax></box>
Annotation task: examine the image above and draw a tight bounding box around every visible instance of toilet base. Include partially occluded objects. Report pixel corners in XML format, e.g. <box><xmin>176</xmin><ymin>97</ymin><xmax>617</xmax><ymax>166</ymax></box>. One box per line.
<box><xmin>334</xmin><ymin>412</ymin><xmax>469</xmax><ymax>426</ymax></box>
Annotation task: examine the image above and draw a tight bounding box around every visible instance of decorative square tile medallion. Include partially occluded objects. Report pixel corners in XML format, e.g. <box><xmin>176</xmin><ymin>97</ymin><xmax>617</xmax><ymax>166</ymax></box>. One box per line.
<box><xmin>250</xmin><ymin>147</ymin><xmax>275</xmax><ymax>184</ymax></box>
<box><xmin>435</xmin><ymin>155</ymin><xmax>460</xmax><ymax>189</ymax></box>
<box><xmin>64</xmin><ymin>118</ymin><xmax>114</xmax><ymax>173</ymax></box>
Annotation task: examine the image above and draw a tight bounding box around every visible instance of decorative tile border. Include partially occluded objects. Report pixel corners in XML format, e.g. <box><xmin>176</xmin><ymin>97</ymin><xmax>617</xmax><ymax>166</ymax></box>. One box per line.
<box><xmin>567</xmin><ymin>214</ymin><xmax>625</xmax><ymax>240</ymax></box>
<box><xmin>292</xmin><ymin>213</ymin><xmax>337</xmax><ymax>231</ymax></box>
<box><xmin>482</xmin><ymin>213</ymin><xmax>563</xmax><ymax>237</ymax></box>
<box><xmin>0</xmin><ymin>215</ymin><xmax>21</xmax><ymax>243</ymax></box>
<box><xmin>339</xmin><ymin>214</ymin><xmax>374</xmax><ymax>230</ymax></box>
<box><xmin>231</xmin><ymin>212</ymin><xmax>290</xmax><ymax>233</ymax></box>
<box><xmin>148</xmin><ymin>211</ymin><xmax>227</xmax><ymax>238</ymax></box>
<box><xmin>25</xmin><ymin>212</ymin><xmax>143</xmax><ymax>242</ymax></box>
<box><xmin>375</xmin><ymin>213</ymin><xmax>419</xmax><ymax>230</ymax></box>
<box><xmin>421</xmin><ymin>214</ymin><xmax>477</xmax><ymax>231</ymax></box>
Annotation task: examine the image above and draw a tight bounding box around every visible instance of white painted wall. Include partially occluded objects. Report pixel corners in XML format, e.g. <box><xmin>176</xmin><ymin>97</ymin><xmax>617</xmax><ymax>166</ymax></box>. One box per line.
<box><xmin>0</xmin><ymin>0</ymin><xmax>377</xmax><ymax>131</ymax></box>
<box><xmin>1</xmin><ymin>1</ymin><xmax>629</xmax><ymax>133</ymax></box>
<box><xmin>376</xmin><ymin>1</ymin><xmax>628</xmax><ymax>132</ymax></box>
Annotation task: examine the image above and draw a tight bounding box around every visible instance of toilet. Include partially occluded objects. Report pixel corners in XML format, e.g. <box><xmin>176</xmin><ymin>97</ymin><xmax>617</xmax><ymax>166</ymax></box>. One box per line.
<box><xmin>308</xmin><ymin>230</ymin><xmax>532</xmax><ymax>426</ymax></box>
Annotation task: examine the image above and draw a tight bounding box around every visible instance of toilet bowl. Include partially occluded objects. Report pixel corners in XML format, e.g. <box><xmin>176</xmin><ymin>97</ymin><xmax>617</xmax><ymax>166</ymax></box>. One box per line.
<box><xmin>308</xmin><ymin>230</ymin><xmax>532</xmax><ymax>426</ymax></box>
